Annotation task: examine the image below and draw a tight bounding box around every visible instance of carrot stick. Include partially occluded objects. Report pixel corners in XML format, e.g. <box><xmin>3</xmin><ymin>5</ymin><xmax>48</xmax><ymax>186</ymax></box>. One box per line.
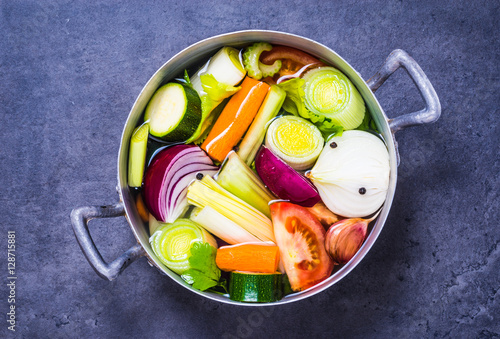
<box><xmin>202</xmin><ymin>77</ymin><xmax>269</xmax><ymax>162</ymax></box>
<box><xmin>216</xmin><ymin>243</ymin><xmax>280</xmax><ymax>273</ymax></box>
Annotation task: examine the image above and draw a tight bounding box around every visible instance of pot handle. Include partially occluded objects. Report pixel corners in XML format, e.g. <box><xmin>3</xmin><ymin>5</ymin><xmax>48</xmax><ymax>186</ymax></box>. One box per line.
<box><xmin>366</xmin><ymin>49</ymin><xmax>441</xmax><ymax>133</ymax></box>
<box><xmin>71</xmin><ymin>202</ymin><xmax>146</xmax><ymax>281</ymax></box>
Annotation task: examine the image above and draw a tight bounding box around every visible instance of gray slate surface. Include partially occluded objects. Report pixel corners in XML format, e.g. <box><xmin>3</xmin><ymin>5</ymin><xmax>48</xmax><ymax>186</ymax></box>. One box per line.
<box><xmin>1</xmin><ymin>1</ymin><xmax>498</xmax><ymax>338</ymax></box>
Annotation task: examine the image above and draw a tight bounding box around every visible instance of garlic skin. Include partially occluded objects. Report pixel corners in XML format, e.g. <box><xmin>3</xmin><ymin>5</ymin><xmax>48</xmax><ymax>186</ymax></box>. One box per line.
<box><xmin>325</xmin><ymin>218</ymin><xmax>368</xmax><ymax>264</ymax></box>
<box><xmin>307</xmin><ymin>130</ymin><xmax>390</xmax><ymax>218</ymax></box>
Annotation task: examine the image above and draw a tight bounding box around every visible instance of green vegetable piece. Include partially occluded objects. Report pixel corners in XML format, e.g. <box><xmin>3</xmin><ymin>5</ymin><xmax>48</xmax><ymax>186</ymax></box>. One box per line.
<box><xmin>302</xmin><ymin>66</ymin><xmax>366</xmax><ymax>130</ymax></box>
<box><xmin>229</xmin><ymin>271</ymin><xmax>283</xmax><ymax>303</ymax></box>
<box><xmin>144</xmin><ymin>83</ymin><xmax>202</xmax><ymax>142</ymax></box>
<box><xmin>186</xmin><ymin>47</ymin><xmax>246</xmax><ymax>143</ymax></box>
<box><xmin>150</xmin><ymin>219</ymin><xmax>216</xmax><ymax>275</ymax></box>
<box><xmin>277</xmin><ymin>77</ymin><xmax>309</xmax><ymax>118</ymax></box>
<box><xmin>243</xmin><ymin>42</ymin><xmax>282</xmax><ymax>80</ymax></box>
<box><xmin>265</xmin><ymin>115</ymin><xmax>324</xmax><ymax>171</ymax></box>
<box><xmin>216</xmin><ymin>151</ymin><xmax>276</xmax><ymax>218</ymax></box>
<box><xmin>238</xmin><ymin>85</ymin><xmax>286</xmax><ymax>165</ymax></box>
<box><xmin>200</xmin><ymin>74</ymin><xmax>241</xmax><ymax>102</ymax></box>
<box><xmin>181</xmin><ymin>242</ymin><xmax>226</xmax><ymax>292</ymax></box>
<box><xmin>128</xmin><ymin>123</ymin><xmax>149</xmax><ymax>187</ymax></box>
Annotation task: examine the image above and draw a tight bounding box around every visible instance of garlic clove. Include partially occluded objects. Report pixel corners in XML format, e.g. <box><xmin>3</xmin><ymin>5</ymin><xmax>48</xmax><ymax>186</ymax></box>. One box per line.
<box><xmin>324</xmin><ymin>218</ymin><xmax>369</xmax><ymax>265</ymax></box>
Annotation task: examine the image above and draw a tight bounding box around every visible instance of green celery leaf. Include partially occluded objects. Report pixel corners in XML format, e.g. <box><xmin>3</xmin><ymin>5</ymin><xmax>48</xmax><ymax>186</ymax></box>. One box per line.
<box><xmin>356</xmin><ymin>110</ymin><xmax>380</xmax><ymax>133</ymax></box>
<box><xmin>277</xmin><ymin>78</ymin><xmax>308</xmax><ymax>118</ymax></box>
<box><xmin>319</xmin><ymin>124</ymin><xmax>344</xmax><ymax>140</ymax></box>
<box><xmin>183</xmin><ymin>70</ymin><xmax>192</xmax><ymax>87</ymax></box>
<box><xmin>200</xmin><ymin>74</ymin><xmax>241</xmax><ymax>102</ymax></box>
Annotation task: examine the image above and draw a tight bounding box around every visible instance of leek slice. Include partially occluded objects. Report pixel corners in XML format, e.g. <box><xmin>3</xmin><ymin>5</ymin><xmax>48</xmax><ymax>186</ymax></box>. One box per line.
<box><xmin>216</xmin><ymin>151</ymin><xmax>276</xmax><ymax>217</ymax></box>
<box><xmin>187</xmin><ymin>175</ymin><xmax>275</xmax><ymax>243</ymax></box>
<box><xmin>302</xmin><ymin>67</ymin><xmax>365</xmax><ymax>130</ymax></box>
<box><xmin>265</xmin><ymin>115</ymin><xmax>324</xmax><ymax>171</ymax></box>
<box><xmin>150</xmin><ymin>219</ymin><xmax>217</xmax><ymax>274</ymax></box>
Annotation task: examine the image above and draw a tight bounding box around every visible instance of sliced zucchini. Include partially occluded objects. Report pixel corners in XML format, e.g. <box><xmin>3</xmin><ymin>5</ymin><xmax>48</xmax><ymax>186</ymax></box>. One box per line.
<box><xmin>229</xmin><ymin>271</ymin><xmax>282</xmax><ymax>303</ymax></box>
<box><xmin>144</xmin><ymin>83</ymin><xmax>202</xmax><ymax>141</ymax></box>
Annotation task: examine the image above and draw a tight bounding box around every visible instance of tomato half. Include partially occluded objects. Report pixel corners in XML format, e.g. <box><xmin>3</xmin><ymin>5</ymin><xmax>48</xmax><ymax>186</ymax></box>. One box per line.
<box><xmin>270</xmin><ymin>202</ymin><xmax>334</xmax><ymax>292</ymax></box>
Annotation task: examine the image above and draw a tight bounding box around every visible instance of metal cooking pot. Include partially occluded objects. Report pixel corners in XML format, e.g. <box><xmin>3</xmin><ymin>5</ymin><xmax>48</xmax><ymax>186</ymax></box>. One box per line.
<box><xmin>71</xmin><ymin>30</ymin><xmax>440</xmax><ymax>306</ymax></box>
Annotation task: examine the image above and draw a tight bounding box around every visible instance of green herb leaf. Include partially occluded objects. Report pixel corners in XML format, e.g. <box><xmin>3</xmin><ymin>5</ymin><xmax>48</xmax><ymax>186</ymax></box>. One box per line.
<box><xmin>277</xmin><ymin>78</ymin><xmax>309</xmax><ymax>118</ymax></box>
<box><xmin>200</xmin><ymin>74</ymin><xmax>241</xmax><ymax>102</ymax></box>
<box><xmin>183</xmin><ymin>70</ymin><xmax>192</xmax><ymax>87</ymax></box>
<box><xmin>181</xmin><ymin>242</ymin><xmax>222</xmax><ymax>291</ymax></box>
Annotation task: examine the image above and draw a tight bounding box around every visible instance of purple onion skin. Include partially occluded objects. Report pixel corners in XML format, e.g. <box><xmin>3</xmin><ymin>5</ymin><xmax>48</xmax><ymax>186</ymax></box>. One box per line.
<box><xmin>143</xmin><ymin>144</ymin><xmax>196</xmax><ymax>221</ymax></box>
<box><xmin>255</xmin><ymin>146</ymin><xmax>320</xmax><ymax>207</ymax></box>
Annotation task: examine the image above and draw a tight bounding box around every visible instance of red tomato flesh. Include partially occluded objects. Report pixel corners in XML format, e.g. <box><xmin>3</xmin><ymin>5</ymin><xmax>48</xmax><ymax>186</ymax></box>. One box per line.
<box><xmin>270</xmin><ymin>202</ymin><xmax>334</xmax><ymax>291</ymax></box>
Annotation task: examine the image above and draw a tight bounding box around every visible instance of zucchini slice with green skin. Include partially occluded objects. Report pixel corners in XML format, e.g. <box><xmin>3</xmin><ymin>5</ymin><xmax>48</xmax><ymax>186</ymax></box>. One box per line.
<box><xmin>144</xmin><ymin>83</ymin><xmax>202</xmax><ymax>141</ymax></box>
<box><xmin>229</xmin><ymin>271</ymin><xmax>282</xmax><ymax>302</ymax></box>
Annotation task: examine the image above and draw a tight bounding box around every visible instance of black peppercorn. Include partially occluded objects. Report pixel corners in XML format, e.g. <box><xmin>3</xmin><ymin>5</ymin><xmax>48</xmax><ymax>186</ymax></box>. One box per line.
<box><xmin>196</xmin><ymin>173</ymin><xmax>204</xmax><ymax>180</ymax></box>
<box><xmin>359</xmin><ymin>187</ymin><xmax>366</xmax><ymax>195</ymax></box>
<box><xmin>330</xmin><ymin>142</ymin><xmax>337</xmax><ymax>148</ymax></box>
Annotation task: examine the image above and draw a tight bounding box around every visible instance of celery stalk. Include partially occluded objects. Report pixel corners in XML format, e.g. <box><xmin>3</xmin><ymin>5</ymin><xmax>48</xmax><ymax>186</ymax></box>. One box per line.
<box><xmin>187</xmin><ymin>176</ymin><xmax>275</xmax><ymax>243</ymax></box>
<box><xmin>190</xmin><ymin>206</ymin><xmax>262</xmax><ymax>245</ymax></box>
<box><xmin>237</xmin><ymin>85</ymin><xmax>286</xmax><ymax>165</ymax></box>
<box><xmin>216</xmin><ymin>151</ymin><xmax>275</xmax><ymax>218</ymax></box>
<box><xmin>128</xmin><ymin>123</ymin><xmax>149</xmax><ymax>187</ymax></box>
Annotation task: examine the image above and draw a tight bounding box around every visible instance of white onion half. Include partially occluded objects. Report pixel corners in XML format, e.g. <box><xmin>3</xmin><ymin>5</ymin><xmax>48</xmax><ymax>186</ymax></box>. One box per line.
<box><xmin>307</xmin><ymin>130</ymin><xmax>390</xmax><ymax>217</ymax></box>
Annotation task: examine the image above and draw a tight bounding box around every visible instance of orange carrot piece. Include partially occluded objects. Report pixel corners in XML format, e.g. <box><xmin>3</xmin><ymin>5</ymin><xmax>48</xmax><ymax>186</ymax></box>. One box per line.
<box><xmin>216</xmin><ymin>243</ymin><xmax>280</xmax><ymax>273</ymax></box>
<box><xmin>135</xmin><ymin>193</ymin><xmax>149</xmax><ymax>223</ymax></box>
<box><xmin>202</xmin><ymin>77</ymin><xmax>269</xmax><ymax>162</ymax></box>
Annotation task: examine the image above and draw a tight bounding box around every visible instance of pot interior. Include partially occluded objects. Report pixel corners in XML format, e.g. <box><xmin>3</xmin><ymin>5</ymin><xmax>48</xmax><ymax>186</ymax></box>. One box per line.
<box><xmin>117</xmin><ymin>30</ymin><xmax>398</xmax><ymax>305</ymax></box>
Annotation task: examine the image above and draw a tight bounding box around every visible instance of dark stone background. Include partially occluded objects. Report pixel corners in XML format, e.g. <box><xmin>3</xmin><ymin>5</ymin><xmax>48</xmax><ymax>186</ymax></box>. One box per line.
<box><xmin>1</xmin><ymin>1</ymin><xmax>498</xmax><ymax>338</ymax></box>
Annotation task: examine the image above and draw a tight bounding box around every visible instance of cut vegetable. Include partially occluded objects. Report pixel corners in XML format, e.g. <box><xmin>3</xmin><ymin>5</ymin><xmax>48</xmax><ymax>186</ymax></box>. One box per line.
<box><xmin>265</xmin><ymin>115</ymin><xmax>324</xmax><ymax>171</ymax></box>
<box><xmin>187</xmin><ymin>175</ymin><xmax>275</xmax><ymax>242</ymax></box>
<box><xmin>128</xmin><ymin>123</ymin><xmax>149</xmax><ymax>187</ymax></box>
<box><xmin>216</xmin><ymin>151</ymin><xmax>275</xmax><ymax>218</ymax></box>
<box><xmin>229</xmin><ymin>271</ymin><xmax>282</xmax><ymax>303</ymax></box>
<box><xmin>302</xmin><ymin>66</ymin><xmax>365</xmax><ymax>131</ymax></box>
<box><xmin>190</xmin><ymin>206</ymin><xmax>262</xmax><ymax>245</ymax></box>
<box><xmin>306</xmin><ymin>201</ymin><xmax>340</xmax><ymax>228</ymax></box>
<box><xmin>187</xmin><ymin>47</ymin><xmax>246</xmax><ymax>143</ymax></box>
<box><xmin>277</xmin><ymin>77</ymin><xmax>308</xmax><ymax>118</ymax></box>
<box><xmin>143</xmin><ymin>145</ymin><xmax>218</xmax><ymax>223</ymax></box>
<box><xmin>255</xmin><ymin>146</ymin><xmax>320</xmax><ymax>207</ymax></box>
<box><xmin>325</xmin><ymin>215</ymin><xmax>378</xmax><ymax>265</ymax></box>
<box><xmin>270</xmin><ymin>202</ymin><xmax>334</xmax><ymax>292</ymax></box>
<box><xmin>243</xmin><ymin>42</ymin><xmax>282</xmax><ymax>80</ymax></box>
<box><xmin>148</xmin><ymin>213</ymin><xmax>162</xmax><ymax>236</ymax></box>
<box><xmin>260</xmin><ymin>45</ymin><xmax>325</xmax><ymax>68</ymax></box>
<box><xmin>135</xmin><ymin>193</ymin><xmax>149</xmax><ymax>223</ymax></box>
<box><xmin>216</xmin><ymin>243</ymin><xmax>280</xmax><ymax>273</ymax></box>
<box><xmin>306</xmin><ymin>130</ymin><xmax>390</xmax><ymax>217</ymax></box>
<box><xmin>237</xmin><ymin>85</ymin><xmax>286</xmax><ymax>165</ymax></box>
<box><xmin>144</xmin><ymin>83</ymin><xmax>202</xmax><ymax>141</ymax></box>
<box><xmin>202</xmin><ymin>77</ymin><xmax>270</xmax><ymax>162</ymax></box>
<box><xmin>150</xmin><ymin>219</ymin><xmax>217</xmax><ymax>275</ymax></box>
